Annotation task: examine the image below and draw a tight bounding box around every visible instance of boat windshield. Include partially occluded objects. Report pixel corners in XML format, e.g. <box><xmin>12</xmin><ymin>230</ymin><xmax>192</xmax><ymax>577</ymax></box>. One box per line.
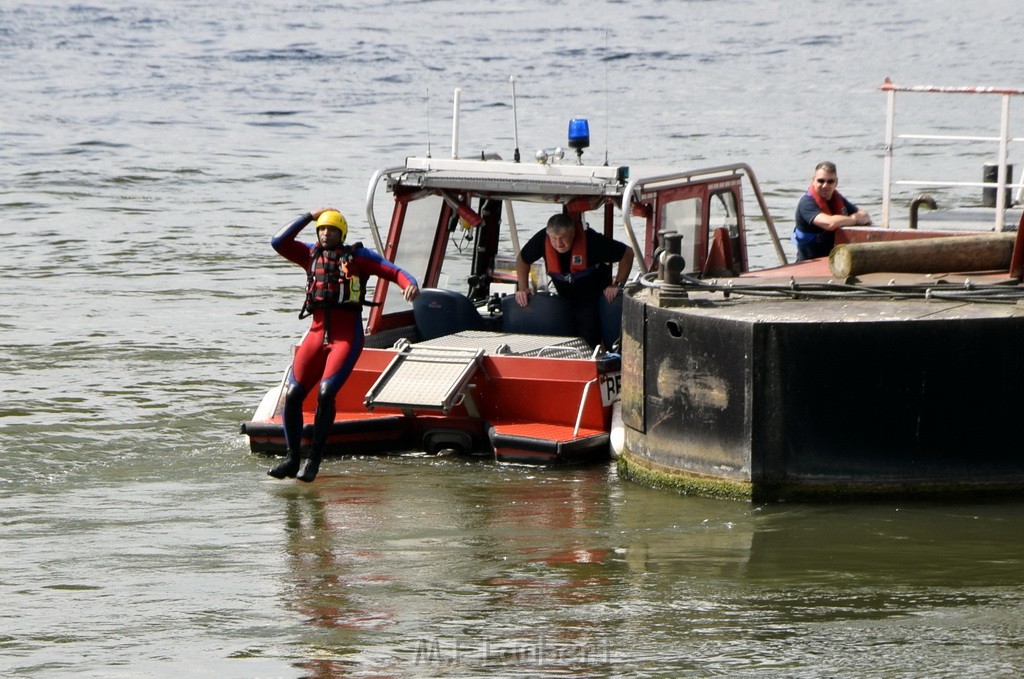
<box><xmin>388</xmin><ymin>194</ymin><xmax>561</xmax><ymax>301</ymax></box>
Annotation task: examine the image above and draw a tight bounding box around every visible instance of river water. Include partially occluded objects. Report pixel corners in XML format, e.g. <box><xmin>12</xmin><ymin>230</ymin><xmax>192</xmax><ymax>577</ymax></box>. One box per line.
<box><xmin>2</xmin><ymin>1</ymin><xmax>1023</xmax><ymax>677</ymax></box>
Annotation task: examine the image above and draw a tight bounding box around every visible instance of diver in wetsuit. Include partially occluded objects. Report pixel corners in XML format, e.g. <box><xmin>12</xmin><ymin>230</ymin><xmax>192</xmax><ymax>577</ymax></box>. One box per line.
<box><xmin>267</xmin><ymin>208</ymin><xmax>419</xmax><ymax>482</ymax></box>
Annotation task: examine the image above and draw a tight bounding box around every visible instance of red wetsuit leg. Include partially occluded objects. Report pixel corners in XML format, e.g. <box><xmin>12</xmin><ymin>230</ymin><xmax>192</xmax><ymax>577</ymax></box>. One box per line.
<box><xmin>311</xmin><ymin>318</ymin><xmax>364</xmax><ymax>450</ymax></box>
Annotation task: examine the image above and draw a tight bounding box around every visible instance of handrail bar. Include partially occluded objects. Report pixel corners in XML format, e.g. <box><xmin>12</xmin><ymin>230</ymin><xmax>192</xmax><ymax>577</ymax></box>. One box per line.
<box><xmin>879</xmin><ymin>84</ymin><xmax>1024</xmax><ymax>96</ymax></box>
<box><xmin>573</xmin><ymin>378</ymin><xmax>599</xmax><ymax>438</ymax></box>
<box><xmin>894</xmin><ymin>180</ymin><xmax>1024</xmax><ymax>189</ymax></box>
<box><xmin>365</xmin><ymin>165</ymin><xmax>406</xmax><ymax>253</ymax></box>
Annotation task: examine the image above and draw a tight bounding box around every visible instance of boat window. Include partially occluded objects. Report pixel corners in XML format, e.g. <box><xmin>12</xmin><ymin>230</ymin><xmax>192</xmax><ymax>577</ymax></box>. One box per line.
<box><xmin>468</xmin><ymin>199</ymin><xmax>553</xmax><ymax>295</ymax></box>
<box><xmin>381</xmin><ymin>194</ymin><xmax>448</xmax><ymax>308</ymax></box>
<box><xmin>661</xmin><ymin>197</ymin><xmax>702</xmax><ymax>264</ymax></box>
<box><xmin>709</xmin><ymin>190</ymin><xmax>739</xmax><ymax>238</ymax></box>
<box><xmin>434</xmin><ymin>212</ymin><xmax>478</xmax><ymax>293</ymax></box>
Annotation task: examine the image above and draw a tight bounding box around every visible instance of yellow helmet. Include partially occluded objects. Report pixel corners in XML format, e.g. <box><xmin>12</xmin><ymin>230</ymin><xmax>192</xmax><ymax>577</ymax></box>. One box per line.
<box><xmin>315</xmin><ymin>210</ymin><xmax>348</xmax><ymax>242</ymax></box>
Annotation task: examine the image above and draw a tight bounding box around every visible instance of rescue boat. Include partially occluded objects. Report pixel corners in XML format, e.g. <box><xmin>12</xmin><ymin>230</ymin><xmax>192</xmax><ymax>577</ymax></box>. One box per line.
<box><xmin>616</xmin><ymin>80</ymin><xmax>1024</xmax><ymax>500</ymax></box>
<box><xmin>243</xmin><ymin>91</ymin><xmax>723</xmax><ymax>464</ymax></box>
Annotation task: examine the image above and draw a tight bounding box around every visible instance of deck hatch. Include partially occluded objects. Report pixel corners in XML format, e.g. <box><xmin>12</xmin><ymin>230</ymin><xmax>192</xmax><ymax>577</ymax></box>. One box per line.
<box><xmin>364</xmin><ymin>345</ymin><xmax>484</xmax><ymax>414</ymax></box>
<box><xmin>418</xmin><ymin>330</ymin><xmax>591</xmax><ymax>357</ymax></box>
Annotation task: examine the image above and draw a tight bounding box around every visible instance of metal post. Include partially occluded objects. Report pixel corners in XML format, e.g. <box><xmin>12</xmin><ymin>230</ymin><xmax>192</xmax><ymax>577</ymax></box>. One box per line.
<box><xmin>451</xmin><ymin>88</ymin><xmax>461</xmax><ymax>160</ymax></box>
<box><xmin>504</xmin><ymin>200</ymin><xmax>521</xmax><ymax>255</ymax></box>
<box><xmin>882</xmin><ymin>87</ymin><xmax>896</xmax><ymax>229</ymax></box>
<box><xmin>996</xmin><ymin>94</ymin><xmax>1010</xmax><ymax>231</ymax></box>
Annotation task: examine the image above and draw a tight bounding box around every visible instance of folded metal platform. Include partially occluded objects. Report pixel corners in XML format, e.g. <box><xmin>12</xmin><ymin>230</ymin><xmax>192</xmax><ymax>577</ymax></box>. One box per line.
<box><xmin>364</xmin><ymin>344</ymin><xmax>484</xmax><ymax>414</ymax></box>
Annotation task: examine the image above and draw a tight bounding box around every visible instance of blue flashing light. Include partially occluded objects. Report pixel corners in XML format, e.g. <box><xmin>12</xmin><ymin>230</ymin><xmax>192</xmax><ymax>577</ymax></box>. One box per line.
<box><xmin>568</xmin><ymin>118</ymin><xmax>590</xmax><ymax>150</ymax></box>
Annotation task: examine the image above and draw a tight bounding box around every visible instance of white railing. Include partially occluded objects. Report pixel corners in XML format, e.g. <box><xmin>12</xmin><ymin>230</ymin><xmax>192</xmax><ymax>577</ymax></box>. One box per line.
<box><xmin>881</xmin><ymin>79</ymin><xmax>1024</xmax><ymax>231</ymax></box>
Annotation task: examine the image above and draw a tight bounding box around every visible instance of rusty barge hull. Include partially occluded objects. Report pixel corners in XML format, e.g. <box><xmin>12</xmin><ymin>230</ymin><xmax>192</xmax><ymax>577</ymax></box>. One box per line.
<box><xmin>618</xmin><ymin>288</ymin><xmax>1024</xmax><ymax>502</ymax></box>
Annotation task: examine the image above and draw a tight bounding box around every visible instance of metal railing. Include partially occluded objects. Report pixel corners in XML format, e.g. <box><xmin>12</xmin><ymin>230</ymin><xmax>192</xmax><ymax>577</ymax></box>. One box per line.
<box><xmin>881</xmin><ymin>79</ymin><xmax>1024</xmax><ymax>231</ymax></box>
<box><xmin>620</xmin><ymin>163</ymin><xmax>788</xmax><ymax>273</ymax></box>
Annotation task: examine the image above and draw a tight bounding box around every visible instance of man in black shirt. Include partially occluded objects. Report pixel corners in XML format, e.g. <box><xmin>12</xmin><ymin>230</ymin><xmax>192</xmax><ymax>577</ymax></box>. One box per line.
<box><xmin>515</xmin><ymin>213</ymin><xmax>633</xmax><ymax>348</ymax></box>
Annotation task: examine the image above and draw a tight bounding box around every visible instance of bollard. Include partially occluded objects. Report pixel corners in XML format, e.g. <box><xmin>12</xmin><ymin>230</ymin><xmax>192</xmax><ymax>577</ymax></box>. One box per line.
<box><xmin>982</xmin><ymin>163</ymin><xmax>1014</xmax><ymax>208</ymax></box>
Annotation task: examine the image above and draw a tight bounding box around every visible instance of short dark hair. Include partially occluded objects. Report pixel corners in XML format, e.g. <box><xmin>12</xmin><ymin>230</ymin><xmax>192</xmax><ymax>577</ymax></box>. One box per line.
<box><xmin>545</xmin><ymin>213</ymin><xmax>573</xmax><ymax>233</ymax></box>
<box><xmin>815</xmin><ymin>161</ymin><xmax>837</xmax><ymax>174</ymax></box>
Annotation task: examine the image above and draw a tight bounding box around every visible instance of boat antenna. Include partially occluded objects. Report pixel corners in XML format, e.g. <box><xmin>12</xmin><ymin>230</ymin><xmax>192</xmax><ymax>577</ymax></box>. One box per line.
<box><xmin>451</xmin><ymin>87</ymin><xmax>461</xmax><ymax>160</ymax></box>
<box><xmin>603</xmin><ymin>30</ymin><xmax>610</xmax><ymax>166</ymax></box>
<box><xmin>426</xmin><ymin>87</ymin><xmax>432</xmax><ymax>158</ymax></box>
<box><xmin>510</xmin><ymin>74</ymin><xmax>521</xmax><ymax>163</ymax></box>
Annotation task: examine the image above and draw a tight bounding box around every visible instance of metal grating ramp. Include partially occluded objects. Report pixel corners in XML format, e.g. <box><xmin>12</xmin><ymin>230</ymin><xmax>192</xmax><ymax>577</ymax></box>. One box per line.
<box><xmin>417</xmin><ymin>330</ymin><xmax>591</xmax><ymax>358</ymax></box>
<box><xmin>364</xmin><ymin>345</ymin><xmax>483</xmax><ymax>414</ymax></box>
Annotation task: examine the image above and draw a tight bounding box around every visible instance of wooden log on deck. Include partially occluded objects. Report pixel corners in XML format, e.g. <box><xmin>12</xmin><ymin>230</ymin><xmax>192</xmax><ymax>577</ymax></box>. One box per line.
<box><xmin>829</xmin><ymin>233</ymin><xmax>1016</xmax><ymax>278</ymax></box>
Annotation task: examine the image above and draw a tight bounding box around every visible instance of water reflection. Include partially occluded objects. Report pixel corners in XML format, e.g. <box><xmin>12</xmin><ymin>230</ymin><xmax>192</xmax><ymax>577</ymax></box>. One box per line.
<box><xmin>273</xmin><ymin>462</ymin><xmax>627</xmax><ymax>672</ymax></box>
<box><xmin>270</xmin><ymin>458</ymin><xmax>1024</xmax><ymax>674</ymax></box>
<box><xmin>277</xmin><ymin>478</ymin><xmax>401</xmax><ymax>677</ymax></box>
<box><xmin>742</xmin><ymin>503</ymin><xmax>1024</xmax><ymax>588</ymax></box>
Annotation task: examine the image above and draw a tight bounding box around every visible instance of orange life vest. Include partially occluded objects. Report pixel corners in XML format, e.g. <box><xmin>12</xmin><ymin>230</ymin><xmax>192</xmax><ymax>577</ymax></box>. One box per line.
<box><xmin>544</xmin><ymin>225</ymin><xmax>591</xmax><ymax>282</ymax></box>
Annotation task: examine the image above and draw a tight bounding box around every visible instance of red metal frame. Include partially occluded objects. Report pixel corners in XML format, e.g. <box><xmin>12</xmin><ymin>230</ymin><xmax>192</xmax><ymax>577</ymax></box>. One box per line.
<box><xmin>639</xmin><ymin>176</ymin><xmax>747</xmax><ymax>275</ymax></box>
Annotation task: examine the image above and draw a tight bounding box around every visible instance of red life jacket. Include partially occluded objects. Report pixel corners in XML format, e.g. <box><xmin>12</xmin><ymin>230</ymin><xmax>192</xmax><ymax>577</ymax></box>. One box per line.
<box><xmin>300</xmin><ymin>244</ymin><xmax>364</xmax><ymax>318</ymax></box>
<box><xmin>544</xmin><ymin>225</ymin><xmax>591</xmax><ymax>282</ymax></box>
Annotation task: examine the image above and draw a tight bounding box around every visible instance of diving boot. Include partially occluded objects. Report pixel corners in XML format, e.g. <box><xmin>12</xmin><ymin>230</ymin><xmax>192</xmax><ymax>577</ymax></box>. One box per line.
<box><xmin>267</xmin><ymin>451</ymin><xmax>301</xmax><ymax>479</ymax></box>
<box><xmin>297</xmin><ymin>451</ymin><xmax>322</xmax><ymax>483</ymax></box>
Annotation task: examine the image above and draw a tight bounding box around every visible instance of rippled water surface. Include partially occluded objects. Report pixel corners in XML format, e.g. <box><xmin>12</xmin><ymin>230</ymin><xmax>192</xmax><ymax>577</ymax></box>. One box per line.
<box><xmin>3</xmin><ymin>1</ymin><xmax>1024</xmax><ymax>676</ymax></box>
